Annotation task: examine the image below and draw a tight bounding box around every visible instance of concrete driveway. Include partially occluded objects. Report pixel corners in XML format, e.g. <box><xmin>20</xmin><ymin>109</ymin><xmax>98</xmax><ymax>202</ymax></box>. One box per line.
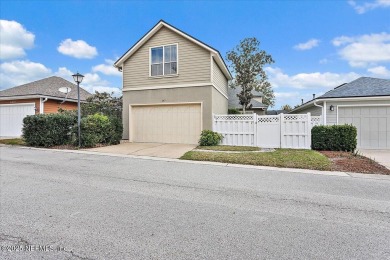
<box><xmin>360</xmin><ymin>149</ymin><xmax>390</xmax><ymax>169</ymax></box>
<box><xmin>86</xmin><ymin>142</ymin><xmax>196</xmax><ymax>159</ymax></box>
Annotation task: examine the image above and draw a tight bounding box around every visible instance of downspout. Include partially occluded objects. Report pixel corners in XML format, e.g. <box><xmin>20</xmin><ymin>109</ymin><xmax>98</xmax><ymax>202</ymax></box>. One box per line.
<box><xmin>313</xmin><ymin>100</ymin><xmax>325</xmax><ymax>125</ymax></box>
<box><xmin>41</xmin><ymin>97</ymin><xmax>48</xmax><ymax>114</ymax></box>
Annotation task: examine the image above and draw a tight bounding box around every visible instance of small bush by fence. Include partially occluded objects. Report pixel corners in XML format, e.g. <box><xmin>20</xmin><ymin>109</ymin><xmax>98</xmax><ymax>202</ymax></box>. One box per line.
<box><xmin>199</xmin><ymin>130</ymin><xmax>223</xmax><ymax>146</ymax></box>
<box><xmin>311</xmin><ymin>124</ymin><xmax>357</xmax><ymax>152</ymax></box>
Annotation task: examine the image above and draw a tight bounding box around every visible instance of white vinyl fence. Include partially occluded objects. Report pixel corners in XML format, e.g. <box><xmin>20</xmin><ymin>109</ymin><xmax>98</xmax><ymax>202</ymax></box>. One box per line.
<box><xmin>213</xmin><ymin>113</ymin><xmax>322</xmax><ymax>149</ymax></box>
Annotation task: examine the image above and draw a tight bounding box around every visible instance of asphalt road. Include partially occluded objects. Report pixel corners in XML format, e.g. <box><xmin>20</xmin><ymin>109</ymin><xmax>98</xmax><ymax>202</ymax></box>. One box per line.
<box><xmin>1</xmin><ymin>146</ymin><xmax>390</xmax><ymax>260</ymax></box>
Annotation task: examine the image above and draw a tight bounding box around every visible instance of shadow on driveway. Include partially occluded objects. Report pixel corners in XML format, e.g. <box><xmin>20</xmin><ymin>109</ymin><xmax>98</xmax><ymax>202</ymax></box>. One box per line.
<box><xmin>85</xmin><ymin>142</ymin><xmax>196</xmax><ymax>159</ymax></box>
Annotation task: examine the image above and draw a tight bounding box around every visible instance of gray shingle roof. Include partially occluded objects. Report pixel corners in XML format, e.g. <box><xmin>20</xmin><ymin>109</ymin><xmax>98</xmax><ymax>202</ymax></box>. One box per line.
<box><xmin>319</xmin><ymin>77</ymin><xmax>390</xmax><ymax>99</ymax></box>
<box><xmin>0</xmin><ymin>76</ymin><xmax>92</xmax><ymax>101</ymax></box>
<box><xmin>228</xmin><ymin>87</ymin><xmax>268</xmax><ymax>108</ymax></box>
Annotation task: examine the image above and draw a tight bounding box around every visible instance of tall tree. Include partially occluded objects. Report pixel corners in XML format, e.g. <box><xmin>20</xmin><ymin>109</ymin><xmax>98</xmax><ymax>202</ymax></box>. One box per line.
<box><xmin>81</xmin><ymin>91</ymin><xmax>122</xmax><ymax>119</ymax></box>
<box><xmin>281</xmin><ymin>104</ymin><xmax>292</xmax><ymax>111</ymax></box>
<box><xmin>227</xmin><ymin>38</ymin><xmax>275</xmax><ymax>113</ymax></box>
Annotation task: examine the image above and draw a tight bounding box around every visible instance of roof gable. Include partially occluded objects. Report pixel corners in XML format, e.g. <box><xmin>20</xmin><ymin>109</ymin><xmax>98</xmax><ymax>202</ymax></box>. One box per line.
<box><xmin>0</xmin><ymin>76</ymin><xmax>92</xmax><ymax>101</ymax></box>
<box><xmin>114</xmin><ymin>20</ymin><xmax>232</xmax><ymax>80</ymax></box>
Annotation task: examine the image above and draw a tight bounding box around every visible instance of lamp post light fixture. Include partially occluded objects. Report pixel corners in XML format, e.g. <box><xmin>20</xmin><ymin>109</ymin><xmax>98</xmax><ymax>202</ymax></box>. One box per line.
<box><xmin>72</xmin><ymin>72</ymin><xmax>84</xmax><ymax>147</ymax></box>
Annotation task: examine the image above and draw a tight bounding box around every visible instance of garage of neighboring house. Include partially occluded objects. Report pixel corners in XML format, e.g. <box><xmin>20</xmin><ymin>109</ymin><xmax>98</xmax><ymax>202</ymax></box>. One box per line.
<box><xmin>290</xmin><ymin>77</ymin><xmax>390</xmax><ymax>149</ymax></box>
<box><xmin>338</xmin><ymin>106</ymin><xmax>390</xmax><ymax>149</ymax></box>
<box><xmin>0</xmin><ymin>103</ymin><xmax>36</xmax><ymax>137</ymax></box>
<box><xmin>130</xmin><ymin>103</ymin><xmax>202</xmax><ymax>144</ymax></box>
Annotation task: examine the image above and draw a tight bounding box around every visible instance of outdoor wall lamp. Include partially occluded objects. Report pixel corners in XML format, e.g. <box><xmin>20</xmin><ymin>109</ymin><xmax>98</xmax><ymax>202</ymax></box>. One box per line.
<box><xmin>329</xmin><ymin>105</ymin><xmax>334</xmax><ymax>111</ymax></box>
<box><xmin>72</xmin><ymin>72</ymin><xmax>84</xmax><ymax>147</ymax></box>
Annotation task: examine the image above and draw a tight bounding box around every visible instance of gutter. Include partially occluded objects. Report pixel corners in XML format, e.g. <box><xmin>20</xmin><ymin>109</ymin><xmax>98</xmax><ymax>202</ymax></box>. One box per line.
<box><xmin>313</xmin><ymin>100</ymin><xmax>325</xmax><ymax>125</ymax></box>
<box><xmin>40</xmin><ymin>97</ymin><xmax>48</xmax><ymax>114</ymax></box>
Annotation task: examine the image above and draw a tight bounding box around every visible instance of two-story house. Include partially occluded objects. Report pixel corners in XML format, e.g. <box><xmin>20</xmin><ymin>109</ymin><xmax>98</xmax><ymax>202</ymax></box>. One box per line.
<box><xmin>114</xmin><ymin>20</ymin><xmax>232</xmax><ymax>144</ymax></box>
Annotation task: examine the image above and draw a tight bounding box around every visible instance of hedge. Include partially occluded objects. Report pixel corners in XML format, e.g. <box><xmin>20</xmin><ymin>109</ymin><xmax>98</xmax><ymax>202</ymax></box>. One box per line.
<box><xmin>23</xmin><ymin>112</ymin><xmax>122</xmax><ymax>148</ymax></box>
<box><xmin>311</xmin><ymin>124</ymin><xmax>357</xmax><ymax>152</ymax></box>
<box><xmin>23</xmin><ymin>113</ymin><xmax>76</xmax><ymax>147</ymax></box>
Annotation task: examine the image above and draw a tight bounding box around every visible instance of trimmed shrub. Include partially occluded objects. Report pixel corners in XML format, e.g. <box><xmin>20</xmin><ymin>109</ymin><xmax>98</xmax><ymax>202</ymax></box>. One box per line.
<box><xmin>312</xmin><ymin>124</ymin><xmax>357</xmax><ymax>152</ymax></box>
<box><xmin>75</xmin><ymin>113</ymin><xmax>112</xmax><ymax>147</ymax></box>
<box><xmin>105</xmin><ymin>116</ymin><xmax>123</xmax><ymax>145</ymax></box>
<box><xmin>23</xmin><ymin>113</ymin><xmax>77</xmax><ymax>147</ymax></box>
<box><xmin>199</xmin><ymin>130</ymin><xmax>223</xmax><ymax>146</ymax></box>
<box><xmin>228</xmin><ymin>108</ymin><xmax>241</xmax><ymax>114</ymax></box>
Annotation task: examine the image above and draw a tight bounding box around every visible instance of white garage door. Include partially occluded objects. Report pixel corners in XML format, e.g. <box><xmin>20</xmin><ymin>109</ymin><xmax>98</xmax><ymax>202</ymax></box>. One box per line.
<box><xmin>0</xmin><ymin>103</ymin><xmax>35</xmax><ymax>137</ymax></box>
<box><xmin>131</xmin><ymin>103</ymin><xmax>201</xmax><ymax>144</ymax></box>
<box><xmin>339</xmin><ymin>106</ymin><xmax>390</xmax><ymax>149</ymax></box>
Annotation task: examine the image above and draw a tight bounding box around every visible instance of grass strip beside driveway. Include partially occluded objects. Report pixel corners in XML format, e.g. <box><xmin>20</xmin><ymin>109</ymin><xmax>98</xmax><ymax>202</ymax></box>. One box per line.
<box><xmin>181</xmin><ymin>149</ymin><xmax>332</xmax><ymax>171</ymax></box>
<box><xmin>0</xmin><ymin>138</ymin><xmax>25</xmax><ymax>145</ymax></box>
<box><xmin>196</xmin><ymin>145</ymin><xmax>260</xmax><ymax>151</ymax></box>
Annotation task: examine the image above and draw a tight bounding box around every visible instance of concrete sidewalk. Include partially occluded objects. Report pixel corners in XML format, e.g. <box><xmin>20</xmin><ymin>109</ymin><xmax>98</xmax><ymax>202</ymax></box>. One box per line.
<box><xmin>360</xmin><ymin>149</ymin><xmax>390</xmax><ymax>169</ymax></box>
<box><xmin>85</xmin><ymin>142</ymin><xmax>196</xmax><ymax>159</ymax></box>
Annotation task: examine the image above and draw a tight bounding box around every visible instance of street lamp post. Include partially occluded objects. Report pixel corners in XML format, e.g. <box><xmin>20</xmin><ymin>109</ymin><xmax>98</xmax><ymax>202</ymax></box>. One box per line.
<box><xmin>72</xmin><ymin>72</ymin><xmax>84</xmax><ymax>147</ymax></box>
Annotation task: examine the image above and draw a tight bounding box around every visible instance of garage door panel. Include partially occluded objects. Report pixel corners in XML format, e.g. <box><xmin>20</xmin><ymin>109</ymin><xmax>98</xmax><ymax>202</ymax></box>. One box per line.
<box><xmin>0</xmin><ymin>104</ymin><xmax>35</xmax><ymax>137</ymax></box>
<box><xmin>132</xmin><ymin>104</ymin><xmax>201</xmax><ymax>144</ymax></box>
<box><xmin>339</xmin><ymin>106</ymin><xmax>389</xmax><ymax>149</ymax></box>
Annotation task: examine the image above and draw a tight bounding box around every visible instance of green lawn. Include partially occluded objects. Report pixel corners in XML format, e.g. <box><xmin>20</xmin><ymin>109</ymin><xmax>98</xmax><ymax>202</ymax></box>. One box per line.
<box><xmin>0</xmin><ymin>138</ymin><xmax>26</xmax><ymax>145</ymax></box>
<box><xmin>181</xmin><ymin>149</ymin><xmax>331</xmax><ymax>171</ymax></box>
<box><xmin>196</xmin><ymin>145</ymin><xmax>260</xmax><ymax>151</ymax></box>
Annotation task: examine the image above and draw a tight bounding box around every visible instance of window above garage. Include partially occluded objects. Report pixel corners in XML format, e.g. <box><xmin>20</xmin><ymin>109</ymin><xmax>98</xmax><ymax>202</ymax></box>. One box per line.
<box><xmin>150</xmin><ymin>44</ymin><xmax>178</xmax><ymax>77</ymax></box>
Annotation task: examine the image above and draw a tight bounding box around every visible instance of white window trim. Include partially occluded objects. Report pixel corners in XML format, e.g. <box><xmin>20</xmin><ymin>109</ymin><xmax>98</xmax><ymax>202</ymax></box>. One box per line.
<box><xmin>149</xmin><ymin>43</ymin><xmax>179</xmax><ymax>77</ymax></box>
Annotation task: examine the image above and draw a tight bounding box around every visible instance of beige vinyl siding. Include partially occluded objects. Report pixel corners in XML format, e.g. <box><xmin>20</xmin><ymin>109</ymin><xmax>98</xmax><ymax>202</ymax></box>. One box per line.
<box><xmin>212</xmin><ymin>58</ymin><xmax>228</xmax><ymax>97</ymax></box>
<box><xmin>211</xmin><ymin>87</ymin><xmax>228</xmax><ymax>115</ymax></box>
<box><xmin>123</xmin><ymin>27</ymin><xmax>211</xmax><ymax>89</ymax></box>
<box><xmin>292</xmin><ymin>105</ymin><xmax>322</xmax><ymax>116</ymax></box>
<box><xmin>326</xmin><ymin>99</ymin><xmax>390</xmax><ymax>125</ymax></box>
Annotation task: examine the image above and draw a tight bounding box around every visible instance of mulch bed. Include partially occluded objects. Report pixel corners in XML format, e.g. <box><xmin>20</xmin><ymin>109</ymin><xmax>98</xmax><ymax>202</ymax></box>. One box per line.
<box><xmin>320</xmin><ymin>151</ymin><xmax>390</xmax><ymax>175</ymax></box>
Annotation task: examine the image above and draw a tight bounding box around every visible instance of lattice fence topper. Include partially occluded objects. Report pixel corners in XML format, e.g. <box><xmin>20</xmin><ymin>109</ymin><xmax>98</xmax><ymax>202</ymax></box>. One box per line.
<box><xmin>257</xmin><ymin>116</ymin><xmax>279</xmax><ymax>123</ymax></box>
<box><xmin>214</xmin><ymin>115</ymin><xmax>254</xmax><ymax>121</ymax></box>
<box><xmin>283</xmin><ymin>114</ymin><xmax>308</xmax><ymax>121</ymax></box>
<box><xmin>311</xmin><ymin>116</ymin><xmax>322</xmax><ymax>125</ymax></box>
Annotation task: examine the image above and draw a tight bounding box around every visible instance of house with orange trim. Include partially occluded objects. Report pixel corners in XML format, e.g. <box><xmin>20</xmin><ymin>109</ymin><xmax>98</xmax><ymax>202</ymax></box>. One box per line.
<box><xmin>0</xmin><ymin>76</ymin><xmax>91</xmax><ymax>137</ymax></box>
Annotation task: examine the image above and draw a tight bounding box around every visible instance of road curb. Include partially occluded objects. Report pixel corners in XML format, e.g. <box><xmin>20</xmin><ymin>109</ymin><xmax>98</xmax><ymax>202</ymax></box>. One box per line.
<box><xmin>2</xmin><ymin>144</ymin><xmax>390</xmax><ymax>180</ymax></box>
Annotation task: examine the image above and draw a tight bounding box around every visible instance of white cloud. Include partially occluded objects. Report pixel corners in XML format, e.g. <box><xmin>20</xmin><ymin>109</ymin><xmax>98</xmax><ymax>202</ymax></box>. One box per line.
<box><xmin>54</xmin><ymin>67</ymin><xmax>74</xmax><ymax>82</ymax></box>
<box><xmin>348</xmin><ymin>0</ymin><xmax>390</xmax><ymax>14</ymax></box>
<box><xmin>92</xmin><ymin>59</ymin><xmax>121</xmax><ymax>76</ymax></box>
<box><xmin>319</xmin><ymin>58</ymin><xmax>329</xmax><ymax>64</ymax></box>
<box><xmin>332</xmin><ymin>32</ymin><xmax>390</xmax><ymax>67</ymax></box>
<box><xmin>0</xmin><ymin>60</ymin><xmax>52</xmax><ymax>89</ymax></box>
<box><xmin>57</xmin><ymin>39</ymin><xmax>98</xmax><ymax>59</ymax></box>
<box><xmin>71</xmin><ymin>72</ymin><xmax>121</xmax><ymax>96</ymax></box>
<box><xmin>293</xmin><ymin>39</ymin><xmax>320</xmax><ymax>50</ymax></box>
<box><xmin>367</xmin><ymin>66</ymin><xmax>390</xmax><ymax>77</ymax></box>
<box><xmin>265</xmin><ymin>67</ymin><xmax>360</xmax><ymax>90</ymax></box>
<box><xmin>0</xmin><ymin>20</ymin><xmax>35</xmax><ymax>60</ymax></box>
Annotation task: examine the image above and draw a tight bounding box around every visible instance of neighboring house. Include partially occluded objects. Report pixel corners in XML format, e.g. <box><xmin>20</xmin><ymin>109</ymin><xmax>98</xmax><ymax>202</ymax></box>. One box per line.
<box><xmin>291</xmin><ymin>77</ymin><xmax>390</xmax><ymax>149</ymax></box>
<box><xmin>0</xmin><ymin>76</ymin><xmax>91</xmax><ymax>137</ymax></box>
<box><xmin>114</xmin><ymin>20</ymin><xmax>232</xmax><ymax>144</ymax></box>
<box><xmin>228</xmin><ymin>87</ymin><xmax>268</xmax><ymax>115</ymax></box>
<box><xmin>266</xmin><ymin>110</ymin><xmax>288</xmax><ymax>115</ymax></box>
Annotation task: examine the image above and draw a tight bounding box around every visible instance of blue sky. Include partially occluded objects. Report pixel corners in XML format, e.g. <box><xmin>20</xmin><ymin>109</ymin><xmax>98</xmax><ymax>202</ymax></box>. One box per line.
<box><xmin>1</xmin><ymin>0</ymin><xmax>389</xmax><ymax>109</ymax></box>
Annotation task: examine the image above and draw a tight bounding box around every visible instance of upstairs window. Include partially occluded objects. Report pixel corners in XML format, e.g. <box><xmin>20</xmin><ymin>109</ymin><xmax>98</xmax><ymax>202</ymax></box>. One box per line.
<box><xmin>150</xmin><ymin>44</ymin><xmax>177</xmax><ymax>76</ymax></box>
